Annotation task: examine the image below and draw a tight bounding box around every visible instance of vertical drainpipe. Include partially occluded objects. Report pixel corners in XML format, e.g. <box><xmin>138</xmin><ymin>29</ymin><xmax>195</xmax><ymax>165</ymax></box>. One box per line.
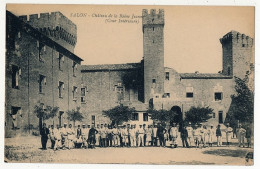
<box><xmin>27</xmin><ymin>45</ymin><xmax>30</xmax><ymax>134</ymax></box>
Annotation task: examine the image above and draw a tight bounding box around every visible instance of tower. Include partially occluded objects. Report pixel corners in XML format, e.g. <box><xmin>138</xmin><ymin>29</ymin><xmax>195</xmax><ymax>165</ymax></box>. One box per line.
<box><xmin>220</xmin><ymin>31</ymin><xmax>254</xmax><ymax>79</ymax></box>
<box><xmin>143</xmin><ymin>9</ymin><xmax>165</xmax><ymax>103</ymax></box>
<box><xmin>19</xmin><ymin>12</ymin><xmax>77</xmax><ymax>53</ymax></box>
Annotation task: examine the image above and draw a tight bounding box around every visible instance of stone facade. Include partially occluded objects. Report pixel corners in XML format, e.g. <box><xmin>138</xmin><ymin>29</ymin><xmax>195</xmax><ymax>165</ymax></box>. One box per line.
<box><xmin>5</xmin><ymin>9</ymin><xmax>254</xmax><ymax>137</ymax></box>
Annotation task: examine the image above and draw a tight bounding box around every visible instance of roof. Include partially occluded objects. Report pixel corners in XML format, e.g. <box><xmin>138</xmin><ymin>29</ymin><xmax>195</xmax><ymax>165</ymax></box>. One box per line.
<box><xmin>81</xmin><ymin>63</ymin><xmax>141</xmax><ymax>72</ymax></box>
<box><xmin>6</xmin><ymin>10</ymin><xmax>83</xmax><ymax>63</ymax></box>
<box><xmin>180</xmin><ymin>73</ymin><xmax>233</xmax><ymax>79</ymax></box>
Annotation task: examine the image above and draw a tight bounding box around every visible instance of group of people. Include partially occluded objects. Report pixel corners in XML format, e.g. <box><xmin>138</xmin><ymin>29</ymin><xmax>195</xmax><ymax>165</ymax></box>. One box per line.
<box><xmin>39</xmin><ymin>122</ymin><xmax>252</xmax><ymax>150</ymax></box>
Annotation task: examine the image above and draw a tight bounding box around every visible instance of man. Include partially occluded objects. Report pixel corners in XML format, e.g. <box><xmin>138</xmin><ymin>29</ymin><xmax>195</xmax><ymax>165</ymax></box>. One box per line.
<box><xmin>60</xmin><ymin>123</ymin><xmax>68</xmax><ymax>149</ymax></box>
<box><xmin>112</xmin><ymin>125</ymin><xmax>120</xmax><ymax>147</ymax></box>
<box><xmin>88</xmin><ymin>124</ymin><xmax>98</xmax><ymax>148</ymax></box>
<box><xmin>146</xmin><ymin>125</ymin><xmax>152</xmax><ymax>146</ymax></box>
<box><xmin>157</xmin><ymin>123</ymin><xmax>166</xmax><ymax>147</ymax></box>
<box><xmin>75</xmin><ymin>125</ymin><xmax>83</xmax><ymax>148</ymax></box>
<box><xmin>180</xmin><ymin>125</ymin><xmax>189</xmax><ymax>148</ymax></box>
<box><xmin>67</xmin><ymin>124</ymin><xmax>75</xmax><ymax>149</ymax></box>
<box><xmin>168</xmin><ymin>123</ymin><xmax>178</xmax><ymax>148</ymax></box>
<box><xmin>107</xmin><ymin>125</ymin><xmax>113</xmax><ymax>147</ymax></box>
<box><xmin>186</xmin><ymin>122</ymin><xmax>193</xmax><ymax>147</ymax></box>
<box><xmin>100</xmin><ymin>124</ymin><xmax>107</xmax><ymax>147</ymax></box>
<box><xmin>193</xmin><ymin>124</ymin><xmax>201</xmax><ymax>148</ymax></box>
<box><xmin>152</xmin><ymin>124</ymin><xmax>158</xmax><ymax>146</ymax></box>
<box><xmin>96</xmin><ymin>124</ymin><xmax>101</xmax><ymax>147</ymax></box>
<box><xmin>216</xmin><ymin>124</ymin><xmax>222</xmax><ymax>147</ymax></box>
<box><xmin>208</xmin><ymin>125</ymin><xmax>215</xmax><ymax>147</ymax></box>
<box><xmin>225</xmin><ymin>123</ymin><xmax>233</xmax><ymax>147</ymax></box>
<box><xmin>49</xmin><ymin>125</ymin><xmax>56</xmax><ymax>149</ymax></box>
<box><xmin>54</xmin><ymin>124</ymin><xmax>62</xmax><ymax>150</ymax></box>
<box><xmin>40</xmin><ymin>123</ymin><xmax>49</xmax><ymax>150</ymax></box>
<box><xmin>238</xmin><ymin>124</ymin><xmax>246</xmax><ymax>147</ymax></box>
<box><xmin>245</xmin><ymin>125</ymin><xmax>252</xmax><ymax>148</ymax></box>
<box><xmin>143</xmin><ymin>124</ymin><xmax>147</xmax><ymax>146</ymax></box>
<box><xmin>137</xmin><ymin>125</ymin><xmax>145</xmax><ymax>147</ymax></box>
<box><xmin>121</xmin><ymin>125</ymin><xmax>129</xmax><ymax>147</ymax></box>
<box><xmin>81</xmin><ymin>124</ymin><xmax>88</xmax><ymax>148</ymax></box>
<box><xmin>129</xmin><ymin>125</ymin><xmax>137</xmax><ymax>147</ymax></box>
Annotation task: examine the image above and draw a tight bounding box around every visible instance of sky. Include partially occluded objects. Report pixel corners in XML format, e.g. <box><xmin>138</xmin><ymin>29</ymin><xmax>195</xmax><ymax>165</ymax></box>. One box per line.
<box><xmin>6</xmin><ymin>4</ymin><xmax>254</xmax><ymax>73</ymax></box>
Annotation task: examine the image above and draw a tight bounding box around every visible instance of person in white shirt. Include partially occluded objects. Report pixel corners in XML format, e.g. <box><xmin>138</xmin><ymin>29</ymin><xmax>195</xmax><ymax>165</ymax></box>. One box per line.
<box><xmin>137</xmin><ymin>125</ymin><xmax>145</xmax><ymax>147</ymax></box>
<box><xmin>49</xmin><ymin>125</ymin><xmax>56</xmax><ymax>150</ymax></box>
<box><xmin>146</xmin><ymin>125</ymin><xmax>153</xmax><ymax>146</ymax></box>
<box><xmin>168</xmin><ymin>123</ymin><xmax>178</xmax><ymax>148</ymax></box>
<box><xmin>96</xmin><ymin>124</ymin><xmax>101</xmax><ymax>147</ymax></box>
<box><xmin>208</xmin><ymin>125</ymin><xmax>215</xmax><ymax>147</ymax></box>
<box><xmin>100</xmin><ymin>124</ymin><xmax>107</xmax><ymax>147</ymax></box>
<box><xmin>112</xmin><ymin>126</ymin><xmax>120</xmax><ymax>147</ymax></box>
<box><xmin>67</xmin><ymin>124</ymin><xmax>75</xmax><ymax>149</ymax></box>
<box><xmin>225</xmin><ymin>123</ymin><xmax>233</xmax><ymax>147</ymax></box>
<box><xmin>193</xmin><ymin>124</ymin><xmax>201</xmax><ymax>148</ymax></box>
<box><xmin>54</xmin><ymin>125</ymin><xmax>62</xmax><ymax>150</ymax></box>
<box><xmin>202</xmin><ymin>125</ymin><xmax>209</xmax><ymax>147</ymax></box>
<box><xmin>60</xmin><ymin>123</ymin><xmax>68</xmax><ymax>149</ymax></box>
<box><xmin>186</xmin><ymin>122</ymin><xmax>193</xmax><ymax>147</ymax></box>
<box><xmin>129</xmin><ymin>125</ymin><xmax>137</xmax><ymax>147</ymax></box>
<box><xmin>152</xmin><ymin>124</ymin><xmax>158</xmax><ymax>146</ymax></box>
<box><xmin>238</xmin><ymin>124</ymin><xmax>246</xmax><ymax>147</ymax></box>
<box><xmin>81</xmin><ymin>124</ymin><xmax>88</xmax><ymax>148</ymax></box>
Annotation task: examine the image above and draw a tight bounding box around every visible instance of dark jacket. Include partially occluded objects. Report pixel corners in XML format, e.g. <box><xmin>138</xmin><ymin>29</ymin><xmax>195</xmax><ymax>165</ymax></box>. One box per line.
<box><xmin>216</xmin><ymin>128</ymin><xmax>222</xmax><ymax>136</ymax></box>
<box><xmin>180</xmin><ymin>127</ymin><xmax>188</xmax><ymax>138</ymax></box>
<box><xmin>40</xmin><ymin>127</ymin><xmax>49</xmax><ymax>138</ymax></box>
<box><xmin>77</xmin><ymin>128</ymin><xmax>82</xmax><ymax>137</ymax></box>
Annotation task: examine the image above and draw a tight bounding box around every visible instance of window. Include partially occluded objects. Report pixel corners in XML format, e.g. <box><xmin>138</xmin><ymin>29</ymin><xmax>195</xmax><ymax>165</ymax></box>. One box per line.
<box><xmin>153</xmin><ymin>27</ymin><xmax>154</xmax><ymax>31</ymax></box>
<box><xmin>92</xmin><ymin>115</ymin><xmax>95</xmax><ymax>127</ymax></box>
<box><xmin>165</xmin><ymin>72</ymin><xmax>169</xmax><ymax>80</ymax></box>
<box><xmin>39</xmin><ymin>75</ymin><xmax>46</xmax><ymax>93</ymax></box>
<box><xmin>37</xmin><ymin>41</ymin><xmax>45</xmax><ymax>62</ymax></box>
<box><xmin>242</xmin><ymin>44</ymin><xmax>246</xmax><ymax>47</ymax></box>
<box><xmin>163</xmin><ymin>93</ymin><xmax>170</xmax><ymax>98</ymax></box>
<box><xmin>215</xmin><ymin>92</ymin><xmax>223</xmax><ymax>101</ymax></box>
<box><xmin>132</xmin><ymin>113</ymin><xmax>139</xmax><ymax>121</ymax></box>
<box><xmin>58</xmin><ymin>53</ymin><xmax>64</xmax><ymax>70</ymax></box>
<box><xmin>59</xmin><ymin>111</ymin><xmax>64</xmax><ymax>127</ymax></box>
<box><xmin>58</xmin><ymin>81</ymin><xmax>64</xmax><ymax>98</ymax></box>
<box><xmin>116</xmin><ymin>83</ymin><xmax>124</xmax><ymax>102</ymax></box>
<box><xmin>11</xmin><ymin>107</ymin><xmax>21</xmax><ymax>130</ymax></box>
<box><xmin>212</xmin><ymin>112</ymin><xmax>216</xmax><ymax>118</ymax></box>
<box><xmin>143</xmin><ymin>113</ymin><xmax>148</xmax><ymax>121</ymax></box>
<box><xmin>72</xmin><ymin>61</ymin><xmax>77</xmax><ymax>76</ymax></box>
<box><xmin>186</xmin><ymin>87</ymin><xmax>193</xmax><ymax>98</ymax></box>
<box><xmin>218</xmin><ymin>111</ymin><xmax>223</xmax><ymax>123</ymax></box>
<box><xmin>81</xmin><ymin>87</ymin><xmax>86</xmax><ymax>103</ymax></box>
<box><xmin>152</xmin><ymin>79</ymin><xmax>156</xmax><ymax>83</ymax></box>
<box><xmin>72</xmin><ymin>86</ymin><xmax>77</xmax><ymax>100</ymax></box>
<box><xmin>186</xmin><ymin>92</ymin><xmax>193</xmax><ymax>98</ymax></box>
<box><xmin>11</xmin><ymin>65</ymin><xmax>21</xmax><ymax>89</ymax></box>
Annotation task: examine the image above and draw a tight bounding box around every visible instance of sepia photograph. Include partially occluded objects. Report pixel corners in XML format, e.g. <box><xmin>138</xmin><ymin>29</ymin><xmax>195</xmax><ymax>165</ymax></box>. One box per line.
<box><xmin>4</xmin><ymin>4</ymin><xmax>254</xmax><ymax>165</ymax></box>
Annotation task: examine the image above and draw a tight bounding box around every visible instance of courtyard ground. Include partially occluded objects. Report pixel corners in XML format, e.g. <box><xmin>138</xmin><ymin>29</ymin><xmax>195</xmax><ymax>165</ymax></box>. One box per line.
<box><xmin>4</xmin><ymin>135</ymin><xmax>253</xmax><ymax>165</ymax></box>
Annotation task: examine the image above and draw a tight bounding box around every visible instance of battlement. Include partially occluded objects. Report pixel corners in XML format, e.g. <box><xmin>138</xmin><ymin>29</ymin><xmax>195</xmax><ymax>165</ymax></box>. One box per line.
<box><xmin>19</xmin><ymin>12</ymin><xmax>77</xmax><ymax>49</ymax></box>
<box><xmin>220</xmin><ymin>30</ymin><xmax>253</xmax><ymax>47</ymax></box>
<box><xmin>142</xmin><ymin>9</ymin><xmax>164</xmax><ymax>25</ymax></box>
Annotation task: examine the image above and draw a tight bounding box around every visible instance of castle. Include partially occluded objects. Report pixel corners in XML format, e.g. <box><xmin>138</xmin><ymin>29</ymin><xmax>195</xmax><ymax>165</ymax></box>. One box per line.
<box><xmin>5</xmin><ymin>9</ymin><xmax>254</xmax><ymax>137</ymax></box>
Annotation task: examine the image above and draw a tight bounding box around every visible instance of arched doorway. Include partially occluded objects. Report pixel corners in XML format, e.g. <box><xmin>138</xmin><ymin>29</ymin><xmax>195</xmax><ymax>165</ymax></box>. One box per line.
<box><xmin>170</xmin><ymin>106</ymin><xmax>183</xmax><ymax>126</ymax></box>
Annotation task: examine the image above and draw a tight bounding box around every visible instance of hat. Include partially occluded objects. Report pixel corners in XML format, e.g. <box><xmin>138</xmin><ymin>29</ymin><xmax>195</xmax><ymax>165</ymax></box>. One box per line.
<box><xmin>64</xmin><ymin>123</ymin><xmax>67</xmax><ymax>125</ymax></box>
<box><xmin>82</xmin><ymin>124</ymin><xmax>86</xmax><ymax>126</ymax></box>
<box><xmin>188</xmin><ymin>122</ymin><xmax>191</xmax><ymax>125</ymax></box>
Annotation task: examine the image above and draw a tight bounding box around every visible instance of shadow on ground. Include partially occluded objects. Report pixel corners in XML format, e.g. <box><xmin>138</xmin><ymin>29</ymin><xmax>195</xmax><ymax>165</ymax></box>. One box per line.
<box><xmin>203</xmin><ymin>149</ymin><xmax>251</xmax><ymax>158</ymax></box>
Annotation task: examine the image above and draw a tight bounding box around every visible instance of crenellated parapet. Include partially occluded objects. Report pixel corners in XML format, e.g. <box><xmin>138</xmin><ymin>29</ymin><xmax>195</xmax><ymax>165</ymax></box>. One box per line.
<box><xmin>220</xmin><ymin>30</ymin><xmax>253</xmax><ymax>48</ymax></box>
<box><xmin>19</xmin><ymin>12</ymin><xmax>77</xmax><ymax>48</ymax></box>
<box><xmin>142</xmin><ymin>9</ymin><xmax>164</xmax><ymax>26</ymax></box>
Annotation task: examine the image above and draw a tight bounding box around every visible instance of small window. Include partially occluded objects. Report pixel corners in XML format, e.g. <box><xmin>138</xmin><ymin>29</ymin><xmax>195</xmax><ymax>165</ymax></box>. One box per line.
<box><xmin>165</xmin><ymin>72</ymin><xmax>169</xmax><ymax>80</ymax></box>
<box><xmin>58</xmin><ymin>53</ymin><xmax>64</xmax><ymax>70</ymax></box>
<box><xmin>81</xmin><ymin>87</ymin><xmax>86</xmax><ymax>103</ymax></box>
<box><xmin>72</xmin><ymin>86</ymin><xmax>77</xmax><ymax>100</ymax></box>
<box><xmin>215</xmin><ymin>92</ymin><xmax>223</xmax><ymax>101</ymax></box>
<box><xmin>10</xmin><ymin>107</ymin><xmax>21</xmax><ymax>130</ymax></box>
<box><xmin>152</xmin><ymin>79</ymin><xmax>156</xmax><ymax>83</ymax></box>
<box><xmin>92</xmin><ymin>115</ymin><xmax>95</xmax><ymax>127</ymax></box>
<box><xmin>58</xmin><ymin>81</ymin><xmax>64</xmax><ymax>98</ymax></box>
<box><xmin>38</xmin><ymin>41</ymin><xmax>45</xmax><ymax>62</ymax></box>
<box><xmin>132</xmin><ymin>113</ymin><xmax>139</xmax><ymax>121</ymax></box>
<box><xmin>72</xmin><ymin>61</ymin><xmax>77</xmax><ymax>76</ymax></box>
<box><xmin>143</xmin><ymin>113</ymin><xmax>148</xmax><ymax>121</ymax></box>
<box><xmin>11</xmin><ymin>65</ymin><xmax>21</xmax><ymax>89</ymax></box>
<box><xmin>242</xmin><ymin>44</ymin><xmax>246</xmax><ymax>47</ymax></box>
<box><xmin>186</xmin><ymin>92</ymin><xmax>193</xmax><ymax>98</ymax></box>
<box><xmin>39</xmin><ymin>75</ymin><xmax>46</xmax><ymax>93</ymax></box>
<box><xmin>163</xmin><ymin>93</ymin><xmax>170</xmax><ymax>98</ymax></box>
<box><xmin>212</xmin><ymin>112</ymin><xmax>216</xmax><ymax>118</ymax></box>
